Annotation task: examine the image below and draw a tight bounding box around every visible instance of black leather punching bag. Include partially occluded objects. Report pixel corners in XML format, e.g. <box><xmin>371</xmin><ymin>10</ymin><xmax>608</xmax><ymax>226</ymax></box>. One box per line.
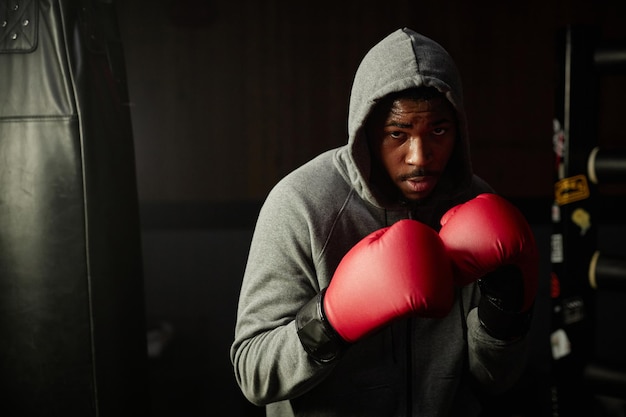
<box><xmin>0</xmin><ymin>1</ymin><xmax>148</xmax><ymax>415</ymax></box>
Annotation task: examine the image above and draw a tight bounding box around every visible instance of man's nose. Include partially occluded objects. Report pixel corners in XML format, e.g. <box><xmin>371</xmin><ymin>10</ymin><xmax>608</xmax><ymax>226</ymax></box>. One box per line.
<box><xmin>405</xmin><ymin>137</ymin><xmax>432</xmax><ymax>166</ymax></box>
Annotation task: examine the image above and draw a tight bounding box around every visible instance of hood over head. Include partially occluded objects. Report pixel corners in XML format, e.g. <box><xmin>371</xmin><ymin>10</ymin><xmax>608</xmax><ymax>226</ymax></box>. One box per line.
<box><xmin>338</xmin><ymin>27</ymin><xmax>473</xmax><ymax>208</ymax></box>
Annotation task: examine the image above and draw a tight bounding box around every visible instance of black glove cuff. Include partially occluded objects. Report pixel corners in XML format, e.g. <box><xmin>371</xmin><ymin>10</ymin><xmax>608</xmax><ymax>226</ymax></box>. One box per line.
<box><xmin>478</xmin><ymin>295</ymin><xmax>534</xmax><ymax>341</ymax></box>
<box><xmin>296</xmin><ymin>288</ymin><xmax>347</xmax><ymax>363</ymax></box>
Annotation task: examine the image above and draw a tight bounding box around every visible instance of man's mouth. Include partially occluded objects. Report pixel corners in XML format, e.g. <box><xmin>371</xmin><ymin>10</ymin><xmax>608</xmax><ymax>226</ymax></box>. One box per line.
<box><xmin>405</xmin><ymin>175</ymin><xmax>437</xmax><ymax>193</ymax></box>
<box><xmin>398</xmin><ymin>170</ymin><xmax>440</xmax><ymax>195</ymax></box>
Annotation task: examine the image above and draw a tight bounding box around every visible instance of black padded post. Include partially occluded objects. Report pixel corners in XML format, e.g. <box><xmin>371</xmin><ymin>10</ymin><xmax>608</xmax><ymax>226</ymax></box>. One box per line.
<box><xmin>551</xmin><ymin>25</ymin><xmax>626</xmax><ymax>416</ymax></box>
<box><xmin>0</xmin><ymin>0</ymin><xmax>148</xmax><ymax>415</ymax></box>
<box><xmin>550</xmin><ymin>25</ymin><xmax>599</xmax><ymax>417</ymax></box>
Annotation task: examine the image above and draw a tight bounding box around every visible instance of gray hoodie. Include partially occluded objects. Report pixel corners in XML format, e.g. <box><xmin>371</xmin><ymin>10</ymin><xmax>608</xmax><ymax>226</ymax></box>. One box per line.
<box><xmin>231</xmin><ymin>28</ymin><xmax>530</xmax><ymax>417</ymax></box>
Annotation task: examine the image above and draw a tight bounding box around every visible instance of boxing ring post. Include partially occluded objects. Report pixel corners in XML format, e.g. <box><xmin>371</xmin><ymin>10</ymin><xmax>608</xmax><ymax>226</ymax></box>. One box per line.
<box><xmin>588</xmin><ymin>251</ymin><xmax>626</xmax><ymax>291</ymax></box>
<box><xmin>587</xmin><ymin>147</ymin><xmax>626</xmax><ymax>292</ymax></box>
<box><xmin>550</xmin><ymin>25</ymin><xmax>626</xmax><ymax>417</ymax></box>
<box><xmin>587</xmin><ymin>147</ymin><xmax>626</xmax><ymax>185</ymax></box>
<box><xmin>594</xmin><ymin>45</ymin><xmax>626</xmax><ymax>72</ymax></box>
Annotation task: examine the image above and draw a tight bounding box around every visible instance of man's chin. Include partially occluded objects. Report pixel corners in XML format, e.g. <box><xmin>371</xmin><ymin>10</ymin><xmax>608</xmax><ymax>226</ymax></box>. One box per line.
<box><xmin>401</xmin><ymin>189</ymin><xmax>433</xmax><ymax>202</ymax></box>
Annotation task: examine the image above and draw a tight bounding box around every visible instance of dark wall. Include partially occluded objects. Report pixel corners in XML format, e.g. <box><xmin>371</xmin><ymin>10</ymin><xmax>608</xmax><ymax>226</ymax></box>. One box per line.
<box><xmin>113</xmin><ymin>1</ymin><xmax>626</xmax><ymax>415</ymax></box>
<box><xmin>117</xmin><ymin>0</ymin><xmax>626</xmax><ymax>204</ymax></box>
<box><xmin>141</xmin><ymin>226</ymin><xmax>260</xmax><ymax>416</ymax></box>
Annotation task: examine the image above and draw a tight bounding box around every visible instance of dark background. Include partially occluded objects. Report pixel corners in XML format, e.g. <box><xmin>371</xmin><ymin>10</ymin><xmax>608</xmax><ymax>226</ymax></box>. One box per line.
<box><xmin>112</xmin><ymin>1</ymin><xmax>626</xmax><ymax>415</ymax></box>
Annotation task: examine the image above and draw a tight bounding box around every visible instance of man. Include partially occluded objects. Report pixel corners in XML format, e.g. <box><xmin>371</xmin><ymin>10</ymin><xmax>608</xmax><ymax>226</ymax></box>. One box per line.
<box><xmin>231</xmin><ymin>28</ymin><xmax>538</xmax><ymax>417</ymax></box>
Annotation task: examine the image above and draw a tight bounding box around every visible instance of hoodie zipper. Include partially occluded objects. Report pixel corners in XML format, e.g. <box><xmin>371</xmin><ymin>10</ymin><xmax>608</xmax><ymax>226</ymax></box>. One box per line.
<box><xmin>406</xmin><ymin>318</ymin><xmax>413</xmax><ymax>416</ymax></box>
<box><xmin>406</xmin><ymin>207</ymin><xmax>413</xmax><ymax>417</ymax></box>
<box><xmin>386</xmin><ymin>207</ymin><xmax>414</xmax><ymax>416</ymax></box>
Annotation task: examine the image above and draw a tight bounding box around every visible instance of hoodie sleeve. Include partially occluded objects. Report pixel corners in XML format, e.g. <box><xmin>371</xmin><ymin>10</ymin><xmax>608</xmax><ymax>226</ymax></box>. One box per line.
<box><xmin>466</xmin><ymin>307</ymin><xmax>531</xmax><ymax>394</ymax></box>
<box><xmin>460</xmin><ymin>180</ymin><xmax>531</xmax><ymax>393</ymax></box>
<box><xmin>229</xmin><ymin>173</ymin><xmax>337</xmax><ymax>406</ymax></box>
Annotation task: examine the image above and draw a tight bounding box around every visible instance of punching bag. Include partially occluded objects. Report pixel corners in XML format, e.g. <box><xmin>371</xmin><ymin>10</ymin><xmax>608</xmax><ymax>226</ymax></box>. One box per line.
<box><xmin>0</xmin><ymin>0</ymin><xmax>148</xmax><ymax>415</ymax></box>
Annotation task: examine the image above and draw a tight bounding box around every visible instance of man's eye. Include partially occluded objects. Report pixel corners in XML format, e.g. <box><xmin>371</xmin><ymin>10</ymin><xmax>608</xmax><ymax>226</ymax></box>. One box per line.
<box><xmin>432</xmin><ymin>127</ymin><xmax>447</xmax><ymax>136</ymax></box>
<box><xmin>389</xmin><ymin>131</ymin><xmax>405</xmax><ymax>139</ymax></box>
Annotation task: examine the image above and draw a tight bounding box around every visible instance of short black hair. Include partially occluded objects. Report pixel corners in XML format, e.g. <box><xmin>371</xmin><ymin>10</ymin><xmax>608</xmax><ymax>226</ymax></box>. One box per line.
<box><xmin>368</xmin><ymin>86</ymin><xmax>453</xmax><ymax>128</ymax></box>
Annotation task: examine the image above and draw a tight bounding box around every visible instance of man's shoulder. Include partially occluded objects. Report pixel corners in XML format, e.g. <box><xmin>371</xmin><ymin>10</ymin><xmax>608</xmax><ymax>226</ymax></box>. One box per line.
<box><xmin>272</xmin><ymin>148</ymin><xmax>347</xmax><ymax>197</ymax></box>
<box><xmin>257</xmin><ymin>147</ymin><xmax>358</xmax><ymax>236</ymax></box>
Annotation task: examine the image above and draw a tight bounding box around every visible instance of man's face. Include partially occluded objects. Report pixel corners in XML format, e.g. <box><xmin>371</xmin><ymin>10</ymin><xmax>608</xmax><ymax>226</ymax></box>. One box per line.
<box><xmin>367</xmin><ymin>96</ymin><xmax>456</xmax><ymax>201</ymax></box>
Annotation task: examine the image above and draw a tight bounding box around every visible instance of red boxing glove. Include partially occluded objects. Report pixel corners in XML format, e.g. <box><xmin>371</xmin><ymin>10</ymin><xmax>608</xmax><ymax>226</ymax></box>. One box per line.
<box><xmin>439</xmin><ymin>193</ymin><xmax>539</xmax><ymax>339</ymax></box>
<box><xmin>296</xmin><ymin>219</ymin><xmax>454</xmax><ymax>361</ymax></box>
<box><xmin>325</xmin><ymin>219</ymin><xmax>454</xmax><ymax>342</ymax></box>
